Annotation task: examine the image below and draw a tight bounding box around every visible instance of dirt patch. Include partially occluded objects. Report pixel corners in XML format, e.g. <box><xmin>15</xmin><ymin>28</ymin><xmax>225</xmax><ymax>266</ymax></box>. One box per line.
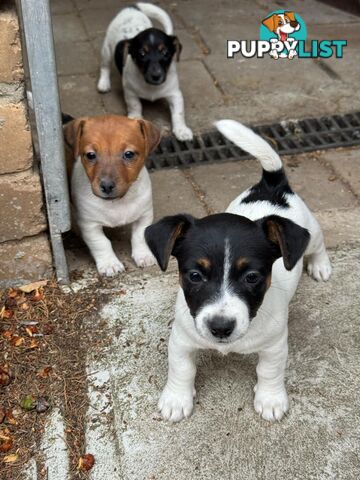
<box><xmin>0</xmin><ymin>276</ymin><xmax>111</xmax><ymax>479</ymax></box>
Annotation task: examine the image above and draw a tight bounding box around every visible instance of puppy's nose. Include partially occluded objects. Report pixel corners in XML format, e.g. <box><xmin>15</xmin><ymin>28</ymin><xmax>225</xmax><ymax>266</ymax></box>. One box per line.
<box><xmin>290</xmin><ymin>20</ymin><xmax>298</xmax><ymax>28</ymax></box>
<box><xmin>100</xmin><ymin>179</ymin><xmax>115</xmax><ymax>195</ymax></box>
<box><xmin>208</xmin><ymin>316</ymin><xmax>235</xmax><ymax>339</ymax></box>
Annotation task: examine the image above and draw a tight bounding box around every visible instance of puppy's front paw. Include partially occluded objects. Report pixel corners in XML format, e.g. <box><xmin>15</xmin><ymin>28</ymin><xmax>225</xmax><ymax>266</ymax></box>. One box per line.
<box><xmin>254</xmin><ymin>386</ymin><xmax>289</xmax><ymax>421</ymax></box>
<box><xmin>158</xmin><ymin>385</ymin><xmax>194</xmax><ymax>422</ymax></box>
<box><xmin>132</xmin><ymin>249</ymin><xmax>156</xmax><ymax>268</ymax></box>
<box><xmin>173</xmin><ymin>125</ymin><xmax>193</xmax><ymax>142</ymax></box>
<box><xmin>96</xmin><ymin>257</ymin><xmax>125</xmax><ymax>277</ymax></box>
<box><xmin>97</xmin><ymin>77</ymin><xmax>111</xmax><ymax>93</ymax></box>
<box><xmin>307</xmin><ymin>253</ymin><xmax>332</xmax><ymax>282</ymax></box>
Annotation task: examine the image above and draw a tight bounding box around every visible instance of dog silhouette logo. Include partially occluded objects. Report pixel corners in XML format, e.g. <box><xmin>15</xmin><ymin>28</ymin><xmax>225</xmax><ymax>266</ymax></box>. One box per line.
<box><xmin>260</xmin><ymin>10</ymin><xmax>306</xmax><ymax>59</ymax></box>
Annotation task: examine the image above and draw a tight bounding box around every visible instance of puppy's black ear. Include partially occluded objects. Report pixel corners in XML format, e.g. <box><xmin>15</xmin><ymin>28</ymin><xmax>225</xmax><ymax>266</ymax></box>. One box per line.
<box><xmin>114</xmin><ymin>40</ymin><xmax>130</xmax><ymax>75</ymax></box>
<box><xmin>172</xmin><ymin>36</ymin><xmax>182</xmax><ymax>62</ymax></box>
<box><xmin>145</xmin><ymin>214</ymin><xmax>194</xmax><ymax>271</ymax></box>
<box><xmin>258</xmin><ymin>215</ymin><xmax>310</xmax><ymax>270</ymax></box>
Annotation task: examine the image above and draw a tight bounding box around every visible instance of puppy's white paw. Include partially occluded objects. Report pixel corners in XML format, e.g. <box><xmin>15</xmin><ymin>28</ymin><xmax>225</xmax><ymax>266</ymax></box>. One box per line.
<box><xmin>173</xmin><ymin>125</ymin><xmax>193</xmax><ymax>142</ymax></box>
<box><xmin>132</xmin><ymin>249</ymin><xmax>156</xmax><ymax>268</ymax></box>
<box><xmin>158</xmin><ymin>385</ymin><xmax>194</xmax><ymax>422</ymax></box>
<box><xmin>96</xmin><ymin>257</ymin><xmax>125</xmax><ymax>277</ymax></box>
<box><xmin>307</xmin><ymin>253</ymin><xmax>332</xmax><ymax>282</ymax></box>
<box><xmin>97</xmin><ymin>77</ymin><xmax>111</xmax><ymax>93</ymax></box>
<box><xmin>254</xmin><ymin>386</ymin><xmax>289</xmax><ymax>422</ymax></box>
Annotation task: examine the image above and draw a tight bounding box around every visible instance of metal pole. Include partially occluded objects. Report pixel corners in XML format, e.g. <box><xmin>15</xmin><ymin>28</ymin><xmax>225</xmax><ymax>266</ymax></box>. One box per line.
<box><xmin>19</xmin><ymin>0</ymin><xmax>71</xmax><ymax>284</ymax></box>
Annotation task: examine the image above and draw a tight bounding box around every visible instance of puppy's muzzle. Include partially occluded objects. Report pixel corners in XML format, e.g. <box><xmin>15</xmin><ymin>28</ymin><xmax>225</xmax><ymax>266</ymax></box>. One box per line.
<box><xmin>145</xmin><ymin>64</ymin><xmax>166</xmax><ymax>85</ymax></box>
<box><xmin>208</xmin><ymin>316</ymin><xmax>236</xmax><ymax>339</ymax></box>
<box><xmin>97</xmin><ymin>178</ymin><xmax>121</xmax><ymax>199</ymax></box>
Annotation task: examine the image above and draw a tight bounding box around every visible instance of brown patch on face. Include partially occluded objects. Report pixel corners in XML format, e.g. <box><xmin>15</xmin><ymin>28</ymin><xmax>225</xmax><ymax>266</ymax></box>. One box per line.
<box><xmin>158</xmin><ymin>43</ymin><xmax>165</xmax><ymax>52</ymax></box>
<box><xmin>236</xmin><ymin>256</ymin><xmax>248</xmax><ymax>270</ymax></box>
<box><xmin>266</xmin><ymin>274</ymin><xmax>272</xmax><ymax>290</ymax></box>
<box><xmin>65</xmin><ymin>115</ymin><xmax>160</xmax><ymax>199</ymax></box>
<box><xmin>197</xmin><ymin>258</ymin><xmax>211</xmax><ymax>270</ymax></box>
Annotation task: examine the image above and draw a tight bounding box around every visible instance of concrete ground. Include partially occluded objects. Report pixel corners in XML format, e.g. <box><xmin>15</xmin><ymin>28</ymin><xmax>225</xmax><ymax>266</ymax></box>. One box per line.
<box><xmin>30</xmin><ymin>1</ymin><xmax>360</xmax><ymax>479</ymax></box>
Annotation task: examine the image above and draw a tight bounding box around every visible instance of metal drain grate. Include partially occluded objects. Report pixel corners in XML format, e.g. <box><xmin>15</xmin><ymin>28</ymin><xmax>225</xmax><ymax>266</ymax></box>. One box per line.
<box><xmin>147</xmin><ymin>111</ymin><xmax>360</xmax><ymax>170</ymax></box>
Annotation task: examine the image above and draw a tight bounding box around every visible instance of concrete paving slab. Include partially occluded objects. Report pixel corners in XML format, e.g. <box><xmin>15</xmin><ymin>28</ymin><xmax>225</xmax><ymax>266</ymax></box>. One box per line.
<box><xmin>55</xmin><ymin>41</ymin><xmax>98</xmax><ymax>76</ymax></box>
<box><xmin>50</xmin><ymin>0</ymin><xmax>76</xmax><ymax>16</ymax></box>
<box><xmin>58</xmin><ymin>74</ymin><xmax>105</xmax><ymax>117</ymax></box>
<box><xmin>80</xmin><ymin>245</ymin><xmax>360</xmax><ymax>480</ymax></box>
<box><xmin>151</xmin><ymin>168</ymin><xmax>207</xmax><ymax>219</ymax></box>
<box><xmin>52</xmin><ymin>13</ymin><xmax>88</xmax><ymax>43</ymax></box>
<box><xmin>41</xmin><ymin>408</ymin><xmax>70</xmax><ymax>480</ymax></box>
<box><xmin>189</xmin><ymin>154</ymin><xmax>356</xmax><ymax>214</ymax></box>
<box><xmin>314</xmin><ymin>207</ymin><xmax>360</xmax><ymax>249</ymax></box>
<box><xmin>323</xmin><ymin>147</ymin><xmax>360</xmax><ymax>197</ymax></box>
<box><xmin>173</xmin><ymin>0</ymin><xmax>359</xmax><ymax>27</ymax></box>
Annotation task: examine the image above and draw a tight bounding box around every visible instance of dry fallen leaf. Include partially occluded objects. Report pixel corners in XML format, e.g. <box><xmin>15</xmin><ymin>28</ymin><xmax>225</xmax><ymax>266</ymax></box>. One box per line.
<box><xmin>0</xmin><ymin>365</ymin><xmax>13</xmax><ymax>387</ymax></box>
<box><xmin>0</xmin><ymin>407</ymin><xmax>5</xmax><ymax>423</ymax></box>
<box><xmin>25</xmin><ymin>326</ymin><xmax>38</xmax><ymax>337</ymax></box>
<box><xmin>5</xmin><ymin>410</ymin><xmax>18</xmax><ymax>426</ymax></box>
<box><xmin>3</xmin><ymin>453</ymin><xmax>18</xmax><ymax>463</ymax></box>
<box><xmin>10</xmin><ymin>336</ymin><xmax>24</xmax><ymax>347</ymax></box>
<box><xmin>0</xmin><ymin>438</ymin><xmax>13</xmax><ymax>453</ymax></box>
<box><xmin>36</xmin><ymin>366</ymin><xmax>52</xmax><ymax>378</ymax></box>
<box><xmin>78</xmin><ymin>453</ymin><xmax>95</xmax><ymax>471</ymax></box>
<box><xmin>18</xmin><ymin>280</ymin><xmax>47</xmax><ymax>293</ymax></box>
<box><xmin>31</xmin><ymin>288</ymin><xmax>45</xmax><ymax>302</ymax></box>
<box><xmin>0</xmin><ymin>306</ymin><xmax>14</xmax><ymax>319</ymax></box>
<box><xmin>28</xmin><ymin>339</ymin><xmax>39</xmax><ymax>349</ymax></box>
<box><xmin>2</xmin><ymin>330</ymin><xmax>13</xmax><ymax>340</ymax></box>
<box><xmin>20</xmin><ymin>302</ymin><xmax>30</xmax><ymax>311</ymax></box>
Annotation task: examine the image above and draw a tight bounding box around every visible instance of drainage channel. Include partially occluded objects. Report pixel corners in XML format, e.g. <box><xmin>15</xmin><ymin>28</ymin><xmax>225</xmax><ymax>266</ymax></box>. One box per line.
<box><xmin>147</xmin><ymin>111</ymin><xmax>360</xmax><ymax>170</ymax></box>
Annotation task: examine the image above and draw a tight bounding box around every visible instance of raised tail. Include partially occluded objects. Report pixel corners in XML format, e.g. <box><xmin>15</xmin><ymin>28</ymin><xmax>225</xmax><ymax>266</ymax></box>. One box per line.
<box><xmin>215</xmin><ymin>119</ymin><xmax>282</xmax><ymax>172</ymax></box>
<box><xmin>136</xmin><ymin>2</ymin><xmax>173</xmax><ymax>35</ymax></box>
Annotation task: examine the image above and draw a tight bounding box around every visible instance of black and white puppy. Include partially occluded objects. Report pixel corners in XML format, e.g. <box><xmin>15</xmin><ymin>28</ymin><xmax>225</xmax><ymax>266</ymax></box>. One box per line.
<box><xmin>145</xmin><ymin>120</ymin><xmax>332</xmax><ymax>422</ymax></box>
<box><xmin>97</xmin><ymin>2</ymin><xmax>193</xmax><ymax>142</ymax></box>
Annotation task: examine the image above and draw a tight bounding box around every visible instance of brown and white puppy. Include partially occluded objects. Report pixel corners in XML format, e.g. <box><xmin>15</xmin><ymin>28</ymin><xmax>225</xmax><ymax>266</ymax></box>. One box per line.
<box><xmin>63</xmin><ymin>114</ymin><xmax>160</xmax><ymax>276</ymax></box>
<box><xmin>262</xmin><ymin>11</ymin><xmax>300</xmax><ymax>59</ymax></box>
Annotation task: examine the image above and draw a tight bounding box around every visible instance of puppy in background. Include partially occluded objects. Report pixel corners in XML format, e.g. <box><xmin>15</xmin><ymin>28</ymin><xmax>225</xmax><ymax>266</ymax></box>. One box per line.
<box><xmin>63</xmin><ymin>114</ymin><xmax>160</xmax><ymax>276</ymax></box>
<box><xmin>97</xmin><ymin>2</ymin><xmax>193</xmax><ymax>142</ymax></box>
<box><xmin>146</xmin><ymin>120</ymin><xmax>331</xmax><ymax>422</ymax></box>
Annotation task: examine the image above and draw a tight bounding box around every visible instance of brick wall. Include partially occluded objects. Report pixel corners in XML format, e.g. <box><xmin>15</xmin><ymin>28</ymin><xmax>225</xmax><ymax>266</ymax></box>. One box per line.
<box><xmin>0</xmin><ymin>1</ymin><xmax>52</xmax><ymax>286</ymax></box>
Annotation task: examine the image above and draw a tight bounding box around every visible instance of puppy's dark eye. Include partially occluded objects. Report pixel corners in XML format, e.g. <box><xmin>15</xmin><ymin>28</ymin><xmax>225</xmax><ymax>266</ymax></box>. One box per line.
<box><xmin>123</xmin><ymin>151</ymin><xmax>135</xmax><ymax>161</ymax></box>
<box><xmin>85</xmin><ymin>151</ymin><xmax>97</xmax><ymax>162</ymax></box>
<box><xmin>188</xmin><ymin>270</ymin><xmax>204</xmax><ymax>284</ymax></box>
<box><xmin>139</xmin><ymin>49</ymin><xmax>146</xmax><ymax>57</ymax></box>
<box><xmin>161</xmin><ymin>48</ymin><xmax>168</xmax><ymax>56</ymax></box>
<box><xmin>245</xmin><ymin>272</ymin><xmax>260</xmax><ymax>284</ymax></box>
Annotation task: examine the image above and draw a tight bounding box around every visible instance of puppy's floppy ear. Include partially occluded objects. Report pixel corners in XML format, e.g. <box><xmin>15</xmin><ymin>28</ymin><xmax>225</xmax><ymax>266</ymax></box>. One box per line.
<box><xmin>285</xmin><ymin>11</ymin><xmax>296</xmax><ymax>22</ymax></box>
<box><xmin>114</xmin><ymin>39</ymin><xmax>130</xmax><ymax>75</ymax></box>
<box><xmin>145</xmin><ymin>214</ymin><xmax>194</xmax><ymax>271</ymax></box>
<box><xmin>262</xmin><ymin>14</ymin><xmax>277</xmax><ymax>32</ymax></box>
<box><xmin>138</xmin><ymin>119</ymin><xmax>161</xmax><ymax>155</ymax></box>
<box><xmin>258</xmin><ymin>215</ymin><xmax>310</xmax><ymax>270</ymax></box>
<box><xmin>63</xmin><ymin>118</ymin><xmax>86</xmax><ymax>158</ymax></box>
<box><xmin>172</xmin><ymin>36</ymin><xmax>182</xmax><ymax>62</ymax></box>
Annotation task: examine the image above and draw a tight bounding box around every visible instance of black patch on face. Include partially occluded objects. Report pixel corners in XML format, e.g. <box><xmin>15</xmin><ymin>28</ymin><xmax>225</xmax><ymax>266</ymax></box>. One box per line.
<box><xmin>241</xmin><ymin>168</ymin><xmax>293</xmax><ymax>208</ymax></box>
<box><xmin>127</xmin><ymin>28</ymin><xmax>178</xmax><ymax>85</ymax></box>
<box><xmin>173</xmin><ymin>214</ymin><xmax>279</xmax><ymax>319</ymax></box>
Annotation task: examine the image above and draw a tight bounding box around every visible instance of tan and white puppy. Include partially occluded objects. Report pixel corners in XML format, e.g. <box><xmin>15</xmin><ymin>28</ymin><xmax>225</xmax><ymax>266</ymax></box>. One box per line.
<box><xmin>63</xmin><ymin>114</ymin><xmax>160</xmax><ymax>276</ymax></box>
<box><xmin>262</xmin><ymin>12</ymin><xmax>300</xmax><ymax>59</ymax></box>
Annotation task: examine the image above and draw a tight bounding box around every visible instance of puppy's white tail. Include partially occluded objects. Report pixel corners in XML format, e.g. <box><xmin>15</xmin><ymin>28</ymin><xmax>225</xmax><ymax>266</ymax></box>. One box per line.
<box><xmin>136</xmin><ymin>2</ymin><xmax>173</xmax><ymax>35</ymax></box>
<box><xmin>215</xmin><ymin>119</ymin><xmax>282</xmax><ymax>172</ymax></box>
